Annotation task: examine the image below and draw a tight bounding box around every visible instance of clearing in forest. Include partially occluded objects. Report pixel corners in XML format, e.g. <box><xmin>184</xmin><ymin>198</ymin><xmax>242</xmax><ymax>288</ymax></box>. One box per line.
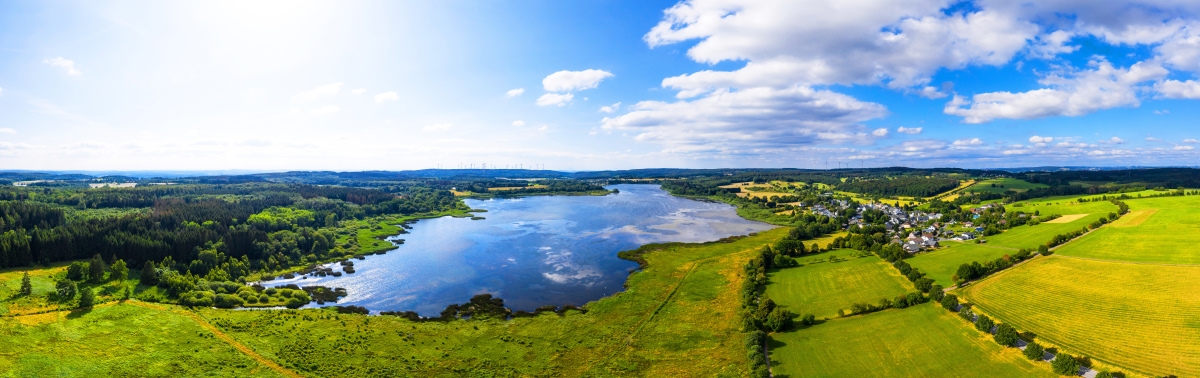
<box><xmin>1055</xmin><ymin>196</ymin><xmax>1200</xmax><ymax>264</ymax></box>
<box><xmin>765</xmin><ymin>249</ymin><xmax>912</xmax><ymax>318</ymax></box>
<box><xmin>768</xmin><ymin>304</ymin><xmax>1054</xmax><ymax>377</ymax></box>
<box><xmin>961</xmin><ymin>256</ymin><xmax>1200</xmax><ymax>377</ymax></box>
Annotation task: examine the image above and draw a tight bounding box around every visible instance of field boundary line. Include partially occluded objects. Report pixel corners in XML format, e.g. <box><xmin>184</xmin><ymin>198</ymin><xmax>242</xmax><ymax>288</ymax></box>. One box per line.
<box><xmin>125</xmin><ymin>301</ymin><xmax>302</xmax><ymax>378</ymax></box>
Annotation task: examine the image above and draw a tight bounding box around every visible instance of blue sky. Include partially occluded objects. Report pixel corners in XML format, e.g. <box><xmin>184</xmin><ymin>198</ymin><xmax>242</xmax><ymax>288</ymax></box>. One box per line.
<box><xmin>2</xmin><ymin>0</ymin><xmax>1200</xmax><ymax>170</ymax></box>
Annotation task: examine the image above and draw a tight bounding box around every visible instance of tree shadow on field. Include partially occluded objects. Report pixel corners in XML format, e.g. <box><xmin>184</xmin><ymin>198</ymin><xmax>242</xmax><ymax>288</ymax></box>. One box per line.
<box><xmin>767</xmin><ymin>337</ymin><xmax>790</xmax><ymax>378</ymax></box>
<box><xmin>65</xmin><ymin>306</ymin><xmax>94</xmax><ymax>319</ymax></box>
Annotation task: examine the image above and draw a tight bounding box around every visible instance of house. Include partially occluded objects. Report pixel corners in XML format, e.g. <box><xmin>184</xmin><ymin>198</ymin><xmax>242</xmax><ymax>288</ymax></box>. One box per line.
<box><xmin>903</xmin><ymin>243</ymin><xmax>922</xmax><ymax>253</ymax></box>
<box><xmin>923</xmin><ymin>238</ymin><xmax>940</xmax><ymax>248</ymax></box>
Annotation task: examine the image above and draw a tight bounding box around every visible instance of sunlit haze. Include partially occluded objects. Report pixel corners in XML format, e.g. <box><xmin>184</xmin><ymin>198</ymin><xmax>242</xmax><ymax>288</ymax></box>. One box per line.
<box><xmin>3</xmin><ymin>0</ymin><xmax>1200</xmax><ymax>170</ymax></box>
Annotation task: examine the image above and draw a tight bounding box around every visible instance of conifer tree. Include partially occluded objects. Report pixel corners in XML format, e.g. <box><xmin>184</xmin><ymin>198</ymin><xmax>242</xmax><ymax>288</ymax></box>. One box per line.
<box><xmin>19</xmin><ymin>272</ymin><xmax>32</xmax><ymax>296</ymax></box>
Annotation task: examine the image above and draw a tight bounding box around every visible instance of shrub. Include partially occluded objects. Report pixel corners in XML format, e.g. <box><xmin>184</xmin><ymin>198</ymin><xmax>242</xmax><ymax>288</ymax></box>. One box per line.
<box><xmin>284</xmin><ymin>297</ymin><xmax>307</xmax><ymax>309</ymax></box>
<box><xmin>940</xmin><ymin>294</ymin><xmax>959</xmax><ymax>311</ymax></box>
<box><xmin>928</xmin><ymin>285</ymin><xmax>944</xmax><ymax>301</ymax></box>
<box><xmin>799</xmin><ymin>313</ymin><xmax>816</xmax><ymax>326</ymax></box>
<box><xmin>1052</xmin><ymin>353</ymin><xmax>1081</xmax><ymax>375</ymax></box>
<box><xmin>746</xmin><ymin>349</ymin><xmax>765</xmax><ymax>367</ymax></box>
<box><xmin>66</xmin><ymin>262</ymin><xmax>88</xmax><ymax>281</ymax></box>
<box><xmin>744</xmin><ymin>330</ymin><xmax>766</xmax><ymax>350</ymax></box>
<box><xmin>1023</xmin><ymin>341</ymin><xmax>1045</xmax><ymax>360</ymax></box>
<box><xmin>975</xmin><ymin>315</ymin><xmax>994</xmax><ymax>333</ymax></box>
<box><xmin>764</xmin><ymin>308</ymin><xmax>794</xmax><ymax>332</ymax></box>
<box><xmin>78</xmin><ymin>288</ymin><xmax>95</xmax><ymax>308</ymax></box>
<box><xmin>55</xmin><ymin>279</ymin><xmax>77</xmax><ymax>300</ymax></box>
<box><xmin>213</xmin><ymin>293</ymin><xmax>245</xmax><ymax>308</ymax></box>
<box><xmin>179</xmin><ymin>291</ymin><xmax>215</xmax><ymax>307</ymax></box>
<box><xmin>993</xmin><ymin>323</ymin><xmax>1018</xmax><ymax>346</ymax></box>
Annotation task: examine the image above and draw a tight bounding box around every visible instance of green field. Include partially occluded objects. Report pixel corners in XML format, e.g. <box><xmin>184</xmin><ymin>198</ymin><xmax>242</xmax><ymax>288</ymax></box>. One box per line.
<box><xmin>1054</xmin><ymin>195</ymin><xmax>1200</xmax><ymax>264</ymax></box>
<box><xmin>765</xmin><ymin>249</ymin><xmax>912</xmax><ymax>318</ymax></box>
<box><xmin>961</xmin><ymin>256</ymin><xmax>1200</xmax><ymax>377</ymax></box>
<box><xmin>967</xmin><ymin>178</ymin><xmax>1048</xmax><ymax>194</ymax></box>
<box><xmin>908</xmin><ymin>209</ymin><xmax>1105</xmax><ymax>286</ymax></box>
<box><xmin>768</xmin><ymin>304</ymin><xmax>1055</xmax><ymax>377</ymax></box>
<box><xmin>0</xmin><ymin>303</ymin><xmax>283</xmax><ymax>377</ymax></box>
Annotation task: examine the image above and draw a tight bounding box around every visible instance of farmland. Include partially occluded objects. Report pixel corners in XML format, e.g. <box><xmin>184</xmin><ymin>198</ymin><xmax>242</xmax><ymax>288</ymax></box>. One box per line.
<box><xmin>966</xmin><ymin>178</ymin><xmax>1048</xmax><ymax>194</ymax></box>
<box><xmin>765</xmin><ymin>250</ymin><xmax>912</xmax><ymax>318</ymax></box>
<box><xmin>768</xmin><ymin>304</ymin><xmax>1055</xmax><ymax>377</ymax></box>
<box><xmin>961</xmin><ymin>256</ymin><xmax>1200</xmax><ymax>377</ymax></box>
<box><xmin>1053</xmin><ymin>196</ymin><xmax>1200</xmax><ymax>264</ymax></box>
<box><xmin>907</xmin><ymin>208</ymin><xmax>1106</xmax><ymax>286</ymax></box>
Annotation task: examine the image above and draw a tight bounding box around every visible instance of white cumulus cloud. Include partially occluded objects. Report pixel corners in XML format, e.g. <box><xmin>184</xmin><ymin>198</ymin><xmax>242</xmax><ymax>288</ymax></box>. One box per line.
<box><xmin>1155</xmin><ymin>80</ymin><xmax>1200</xmax><ymax>99</ymax></box>
<box><xmin>0</xmin><ymin>128</ymin><xmax>16</xmax><ymax>134</ymax></box>
<box><xmin>506</xmin><ymin>88</ymin><xmax>525</xmax><ymax>97</ymax></box>
<box><xmin>953</xmin><ymin>138</ymin><xmax>983</xmax><ymax>146</ymax></box>
<box><xmin>599</xmin><ymin>102</ymin><xmax>622</xmax><ymax>113</ymax></box>
<box><xmin>872</xmin><ymin>128</ymin><xmax>889</xmax><ymax>137</ymax></box>
<box><xmin>1175</xmin><ymin>145</ymin><xmax>1194</xmax><ymax>151</ymax></box>
<box><xmin>43</xmin><ymin>57</ymin><xmax>81</xmax><ymax>75</ymax></box>
<box><xmin>1029</xmin><ymin>136</ymin><xmax>1053</xmax><ymax>143</ymax></box>
<box><xmin>536</xmin><ymin>93</ymin><xmax>574</xmax><ymax>107</ymax></box>
<box><xmin>601</xmin><ymin>86</ymin><xmax>887</xmax><ymax>154</ymax></box>
<box><xmin>374</xmin><ymin>92</ymin><xmax>399</xmax><ymax>103</ymax></box>
<box><xmin>944</xmin><ymin>59</ymin><xmax>1167</xmax><ymax>123</ymax></box>
<box><xmin>542</xmin><ymin>70</ymin><xmax>613</xmax><ymax>92</ymax></box>
<box><xmin>897</xmin><ymin>127</ymin><xmax>923</xmax><ymax>134</ymax></box>
<box><xmin>1184</xmin><ymin>138</ymin><xmax>1198</xmax><ymax>143</ymax></box>
<box><xmin>512</xmin><ymin>120</ymin><xmax>526</xmax><ymax>127</ymax></box>
<box><xmin>293</xmin><ymin>82</ymin><xmax>343</xmax><ymax>101</ymax></box>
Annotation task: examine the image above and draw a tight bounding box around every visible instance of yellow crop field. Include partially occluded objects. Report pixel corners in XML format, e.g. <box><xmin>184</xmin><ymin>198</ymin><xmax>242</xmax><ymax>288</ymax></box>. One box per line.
<box><xmin>961</xmin><ymin>256</ymin><xmax>1200</xmax><ymax>377</ymax></box>
<box><xmin>1043</xmin><ymin>213</ymin><xmax>1087</xmax><ymax>223</ymax></box>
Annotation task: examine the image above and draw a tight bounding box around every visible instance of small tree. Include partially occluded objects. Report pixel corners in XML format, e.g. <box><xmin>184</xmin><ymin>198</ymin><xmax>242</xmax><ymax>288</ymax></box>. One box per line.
<box><xmin>940</xmin><ymin>294</ymin><xmax>959</xmax><ymax>311</ymax></box>
<box><xmin>1023</xmin><ymin>342</ymin><xmax>1045</xmax><ymax>360</ymax></box>
<box><xmin>1051</xmin><ymin>353</ymin><xmax>1082</xmax><ymax>375</ymax></box>
<box><xmin>140</xmin><ymin>261</ymin><xmax>159</xmax><ymax>286</ymax></box>
<box><xmin>975</xmin><ymin>314</ymin><xmax>995</xmax><ymax>333</ymax></box>
<box><xmin>110</xmin><ymin>259</ymin><xmax>129</xmax><ymax>282</ymax></box>
<box><xmin>55</xmin><ymin>279</ymin><xmax>77</xmax><ymax>301</ymax></box>
<box><xmin>1038</xmin><ymin>244</ymin><xmax>1050</xmax><ymax>256</ymax></box>
<box><xmin>993</xmin><ymin>323</ymin><xmax>1019</xmax><ymax>346</ymax></box>
<box><xmin>19</xmin><ymin>272</ymin><xmax>33</xmax><ymax>296</ymax></box>
<box><xmin>66</xmin><ymin>262</ymin><xmax>88</xmax><ymax>281</ymax></box>
<box><xmin>929</xmin><ymin>284</ymin><xmax>944</xmax><ymax>301</ymax></box>
<box><xmin>764</xmin><ymin>308</ymin><xmax>794</xmax><ymax>332</ymax></box>
<box><xmin>87</xmin><ymin>254</ymin><xmax>106</xmax><ymax>283</ymax></box>
<box><xmin>78</xmin><ymin>288</ymin><xmax>95</xmax><ymax>308</ymax></box>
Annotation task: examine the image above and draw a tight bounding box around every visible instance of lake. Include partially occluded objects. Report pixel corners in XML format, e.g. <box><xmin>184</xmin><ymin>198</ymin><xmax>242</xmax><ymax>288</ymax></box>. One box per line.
<box><xmin>263</xmin><ymin>184</ymin><xmax>774</xmax><ymax>316</ymax></box>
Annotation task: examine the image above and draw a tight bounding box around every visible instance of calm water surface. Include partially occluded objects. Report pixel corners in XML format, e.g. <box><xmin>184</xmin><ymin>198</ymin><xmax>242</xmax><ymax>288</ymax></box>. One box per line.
<box><xmin>264</xmin><ymin>184</ymin><xmax>773</xmax><ymax>316</ymax></box>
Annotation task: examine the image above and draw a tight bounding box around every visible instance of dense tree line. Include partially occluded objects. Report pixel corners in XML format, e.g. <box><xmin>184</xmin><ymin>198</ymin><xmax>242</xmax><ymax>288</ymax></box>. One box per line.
<box><xmin>0</xmin><ymin>184</ymin><xmax>459</xmax><ymax>271</ymax></box>
<box><xmin>837</xmin><ymin>177</ymin><xmax>959</xmax><ymax>197</ymax></box>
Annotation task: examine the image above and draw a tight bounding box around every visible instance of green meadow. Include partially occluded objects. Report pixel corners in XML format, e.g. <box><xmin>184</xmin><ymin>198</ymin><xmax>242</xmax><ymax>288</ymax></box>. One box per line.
<box><xmin>1054</xmin><ymin>195</ymin><xmax>1200</xmax><ymax>264</ymax></box>
<box><xmin>765</xmin><ymin>249</ymin><xmax>912</xmax><ymax>318</ymax></box>
<box><xmin>962</xmin><ymin>256</ymin><xmax>1200</xmax><ymax>377</ymax></box>
<box><xmin>767</xmin><ymin>304</ymin><xmax>1055</xmax><ymax>377</ymax></box>
<box><xmin>0</xmin><ymin>303</ymin><xmax>283</xmax><ymax>377</ymax></box>
<box><xmin>967</xmin><ymin>178</ymin><xmax>1048</xmax><ymax>194</ymax></box>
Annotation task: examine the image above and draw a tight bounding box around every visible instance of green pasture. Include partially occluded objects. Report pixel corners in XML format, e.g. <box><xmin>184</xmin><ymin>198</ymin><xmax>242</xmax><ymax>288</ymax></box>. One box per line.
<box><xmin>765</xmin><ymin>250</ymin><xmax>912</xmax><ymax>318</ymax></box>
<box><xmin>1054</xmin><ymin>195</ymin><xmax>1200</xmax><ymax>264</ymax></box>
<box><xmin>768</xmin><ymin>304</ymin><xmax>1054</xmax><ymax>377</ymax></box>
<box><xmin>961</xmin><ymin>256</ymin><xmax>1200</xmax><ymax>377</ymax></box>
<box><xmin>967</xmin><ymin>178</ymin><xmax>1047</xmax><ymax>194</ymax></box>
<box><xmin>0</xmin><ymin>304</ymin><xmax>282</xmax><ymax>377</ymax></box>
<box><xmin>908</xmin><ymin>210</ymin><xmax>1102</xmax><ymax>286</ymax></box>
